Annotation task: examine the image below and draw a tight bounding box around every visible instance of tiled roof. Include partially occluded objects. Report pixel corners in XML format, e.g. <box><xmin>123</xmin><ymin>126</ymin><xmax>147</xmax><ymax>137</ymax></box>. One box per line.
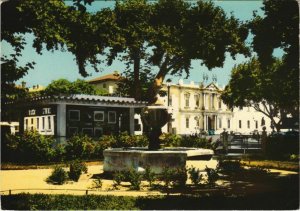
<box><xmin>88</xmin><ymin>73</ymin><xmax>122</xmax><ymax>83</ymax></box>
<box><xmin>14</xmin><ymin>94</ymin><xmax>147</xmax><ymax>105</ymax></box>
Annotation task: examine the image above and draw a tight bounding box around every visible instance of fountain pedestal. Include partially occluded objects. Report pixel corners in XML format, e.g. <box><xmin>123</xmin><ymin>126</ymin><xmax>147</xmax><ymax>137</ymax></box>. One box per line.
<box><xmin>103</xmin><ymin>147</ymin><xmax>214</xmax><ymax>174</ymax></box>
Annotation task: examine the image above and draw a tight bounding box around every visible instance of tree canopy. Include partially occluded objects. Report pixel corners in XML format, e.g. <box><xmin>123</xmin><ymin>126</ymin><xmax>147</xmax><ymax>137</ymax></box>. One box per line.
<box><xmin>221</xmin><ymin>58</ymin><xmax>293</xmax><ymax>131</ymax></box>
<box><xmin>222</xmin><ymin>0</ymin><xmax>299</xmax><ymax>131</ymax></box>
<box><xmin>43</xmin><ymin>79</ymin><xmax>108</xmax><ymax>96</ymax></box>
<box><xmin>2</xmin><ymin>0</ymin><xmax>249</xmax><ymax>104</ymax></box>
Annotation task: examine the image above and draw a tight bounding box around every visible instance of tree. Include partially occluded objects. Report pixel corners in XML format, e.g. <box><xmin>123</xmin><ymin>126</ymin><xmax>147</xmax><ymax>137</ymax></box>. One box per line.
<box><xmin>43</xmin><ymin>79</ymin><xmax>108</xmax><ymax>96</ymax></box>
<box><xmin>2</xmin><ymin>0</ymin><xmax>249</xmax><ymax>149</ymax></box>
<box><xmin>222</xmin><ymin>0</ymin><xmax>299</xmax><ymax>131</ymax></box>
<box><xmin>250</xmin><ymin>0</ymin><xmax>299</xmax><ymax>117</ymax></box>
<box><xmin>116</xmin><ymin>67</ymin><xmax>156</xmax><ymax>101</ymax></box>
<box><xmin>221</xmin><ymin>58</ymin><xmax>292</xmax><ymax>131</ymax></box>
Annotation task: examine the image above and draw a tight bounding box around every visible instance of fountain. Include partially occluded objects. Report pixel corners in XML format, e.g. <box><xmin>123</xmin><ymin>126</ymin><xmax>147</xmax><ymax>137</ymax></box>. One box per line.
<box><xmin>103</xmin><ymin>95</ymin><xmax>214</xmax><ymax>174</ymax></box>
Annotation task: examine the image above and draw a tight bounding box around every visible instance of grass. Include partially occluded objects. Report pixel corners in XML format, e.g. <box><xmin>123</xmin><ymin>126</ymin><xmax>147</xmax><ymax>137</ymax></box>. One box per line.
<box><xmin>241</xmin><ymin>160</ymin><xmax>299</xmax><ymax>172</ymax></box>
<box><xmin>1</xmin><ymin>189</ymin><xmax>299</xmax><ymax>210</ymax></box>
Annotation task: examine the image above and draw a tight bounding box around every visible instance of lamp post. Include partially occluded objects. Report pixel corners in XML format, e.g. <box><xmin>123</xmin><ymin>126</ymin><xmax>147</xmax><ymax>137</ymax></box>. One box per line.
<box><xmin>166</xmin><ymin>79</ymin><xmax>172</xmax><ymax>133</ymax></box>
<box><xmin>166</xmin><ymin>79</ymin><xmax>171</xmax><ymax>106</ymax></box>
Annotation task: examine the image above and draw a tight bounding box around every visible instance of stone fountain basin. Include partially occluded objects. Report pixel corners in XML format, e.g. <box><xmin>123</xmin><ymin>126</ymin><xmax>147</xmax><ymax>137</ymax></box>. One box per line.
<box><xmin>103</xmin><ymin>147</ymin><xmax>214</xmax><ymax>174</ymax></box>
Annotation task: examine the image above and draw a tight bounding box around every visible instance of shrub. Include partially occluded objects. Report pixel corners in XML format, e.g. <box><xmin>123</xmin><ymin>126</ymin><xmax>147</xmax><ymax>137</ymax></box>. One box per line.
<box><xmin>69</xmin><ymin>160</ymin><xmax>88</xmax><ymax>182</ymax></box>
<box><xmin>127</xmin><ymin>168</ymin><xmax>143</xmax><ymax>190</ymax></box>
<box><xmin>217</xmin><ymin>159</ymin><xmax>242</xmax><ymax>174</ymax></box>
<box><xmin>65</xmin><ymin>134</ymin><xmax>95</xmax><ymax>160</ymax></box>
<box><xmin>205</xmin><ymin>166</ymin><xmax>219</xmax><ymax>187</ymax></box>
<box><xmin>160</xmin><ymin>133</ymin><xmax>181</xmax><ymax>147</ymax></box>
<box><xmin>172</xmin><ymin>167</ymin><xmax>188</xmax><ymax>188</ymax></box>
<box><xmin>4</xmin><ymin>131</ymin><xmax>57</xmax><ymax>163</ymax></box>
<box><xmin>113</xmin><ymin>171</ymin><xmax>125</xmax><ymax>189</ymax></box>
<box><xmin>47</xmin><ymin>166</ymin><xmax>68</xmax><ymax>185</ymax></box>
<box><xmin>265</xmin><ymin>135</ymin><xmax>299</xmax><ymax>160</ymax></box>
<box><xmin>188</xmin><ymin>166</ymin><xmax>203</xmax><ymax>186</ymax></box>
<box><xmin>116</xmin><ymin>132</ymin><xmax>148</xmax><ymax>148</ymax></box>
<box><xmin>160</xmin><ymin>167</ymin><xmax>175</xmax><ymax>189</ymax></box>
<box><xmin>91</xmin><ymin>179</ymin><xmax>103</xmax><ymax>190</ymax></box>
<box><xmin>144</xmin><ymin>166</ymin><xmax>156</xmax><ymax>187</ymax></box>
<box><xmin>180</xmin><ymin>135</ymin><xmax>213</xmax><ymax>149</ymax></box>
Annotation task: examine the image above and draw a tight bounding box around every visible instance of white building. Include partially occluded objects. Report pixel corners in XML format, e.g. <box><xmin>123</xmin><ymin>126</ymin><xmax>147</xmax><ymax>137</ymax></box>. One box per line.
<box><xmin>88</xmin><ymin>74</ymin><xmax>273</xmax><ymax>135</ymax></box>
<box><xmin>160</xmin><ymin>80</ymin><xmax>273</xmax><ymax>135</ymax></box>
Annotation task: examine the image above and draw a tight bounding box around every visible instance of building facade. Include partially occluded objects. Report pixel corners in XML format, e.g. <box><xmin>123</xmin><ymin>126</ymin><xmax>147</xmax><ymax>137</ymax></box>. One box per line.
<box><xmin>160</xmin><ymin>80</ymin><xmax>273</xmax><ymax>135</ymax></box>
<box><xmin>11</xmin><ymin>95</ymin><xmax>145</xmax><ymax>141</ymax></box>
<box><xmin>88</xmin><ymin>72</ymin><xmax>121</xmax><ymax>94</ymax></box>
<box><xmin>87</xmin><ymin>74</ymin><xmax>274</xmax><ymax>135</ymax></box>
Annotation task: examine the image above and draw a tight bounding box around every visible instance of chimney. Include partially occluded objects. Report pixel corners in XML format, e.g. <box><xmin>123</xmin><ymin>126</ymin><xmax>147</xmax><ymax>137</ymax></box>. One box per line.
<box><xmin>37</xmin><ymin>84</ymin><xmax>39</xmax><ymax>89</ymax></box>
<box><xmin>33</xmin><ymin>85</ymin><xmax>36</xmax><ymax>89</ymax></box>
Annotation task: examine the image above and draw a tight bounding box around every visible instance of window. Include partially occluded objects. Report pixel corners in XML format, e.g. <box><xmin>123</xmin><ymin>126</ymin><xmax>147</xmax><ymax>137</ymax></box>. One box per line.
<box><xmin>196</xmin><ymin>119</ymin><xmax>200</xmax><ymax>127</ymax></box>
<box><xmin>25</xmin><ymin>119</ymin><xmax>28</xmax><ymax>130</ymax></box>
<box><xmin>48</xmin><ymin>116</ymin><xmax>51</xmax><ymax>129</ymax></box>
<box><xmin>255</xmin><ymin>120</ymin><xmax>258</xmax><ymax>129</ymax></box>
<box><xmin>103</xmin><ymin>83</ymin><xmax>106</xmax><ymax>88</ymax></box>
<box><xmin>186</xmin><ymin>117</ymin><xmax>189</xmax><ymax>128</ymax></box>
<box><xmin>108</xmin><ymin>111</ymin><xmax>116</xmax><ymax>123</ymax></box>
<box><xmin>94</xmin><ymin>111</ymin><xmax>104</xmax><ymax>121</ymax></box>
<box><xmin>94</xmin><ymin>127</ymin><xmax>103</xmax><ymax>137</ymax></box>
<box><xmin>37</xmin><ymin>118</ymin><xmax>39</xmax><ymax>130</ymax></box>
<box><xmin>31</xmin><ymin>118</ymin><xmax>33</xmax><ymax>124</ymax></box>
<box><xmin>184</xmin><ymin>93</ymin><xmax>190</xmax><ymax>107</ymax></box>
<box><xmin>69</xmin><ymin>127</ymin><xmax>78</xmax><ymax>136</ymax></box>
<box><xmin>83</xmin><ymin>111</ymin><xmax>93</xmax><ymax>121</ymax></box>
<box><xmin>82</xmin><ymin>128</ymin><xmax>93</xmax><ymax>137</ymax></box>
<box><xmin>239</xmin><ymin>120</ymin><xmax>242</xmax><ymax>128</ymax></box>
<box><xmin>219</xmin><ymin>100</ymin><xmax>222</xmax><ymax>109</ymax></box>
<box><xmin>219</xmin><ymin>118</ymin><xmax>222</xmax><ymax>128</ymax></box>
<box><xmin>69</xmin><ymin>110</ymin><xmax>80</xmax><ymax>121</ymax></box>
<box><xmin>247</xmin><ymin>120</ymin><xmax>250</xmax><ymax>129</ymax></box>
<box><xmin>194</xmin><ymin>94</ymin><xmax>200</xmax><ymax>107</ymax></box>
<box><xmin>227</xmin><ymin>119</ymin><xmax>230</xmax><ymax>129</ymax></box>
<box><xmin>134</xmin><ymin>119</ymin><xmax>141</xmax><ymax>131</ymax></box>
<box><xmin>42</xmin><ymin>117</ymin><xmax>45</xmax><ymax>129</ymax></box>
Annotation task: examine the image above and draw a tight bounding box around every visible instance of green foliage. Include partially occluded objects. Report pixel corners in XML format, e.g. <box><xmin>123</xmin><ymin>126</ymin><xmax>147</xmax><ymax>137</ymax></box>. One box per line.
<box><xmin>188</xmin><ymin>166</ymin><xmax>203</xmax><ymax>186</ymax></box>
<box><xmin>144</xmin><ymin>166</ymin><xmax>156</xmax><ymax>187</ymax></box>
<box><xmin>205</xmin><ymin>166</ymin><xmax>219</xmax><ymax>187</ymax></box>
<box><xmin>65</xmin><ymin>134</ymin><xmax>95</xmax><ymax>160</ymax></box>
<box><xmin>289</xmin><ymin>154</ymin><xmax>299</xmax><ymax>162</ymax></box>
<box><xmin>113</xmin><ymin>171</ymin><xmax>125</xmax><ymax>190</ymax></box>
<box><xmin>1</xmin><ymin>194</ymin><xmax>138</xmax><ymax>210</ymax></box>
<box><xmin>160</xmin><ymin>133</ymin><xmax>182</xmax><ymax>147</ymax></box>
<box><xmin>44</xmin><ymin>79</ymin><xmax>108</xmax><ymax>96</ymax></box>
<box><xmin>180</xmin><ymin>135</ymin><xmax>213</xmax><ymax>149</ymax></box>
<box><xmin>46</xmin><ymin>166</ymin><xmax>68</xmax><ymax>185</ymax></box>
<box><xmin>217</xmin><ymin>159</ymin><xmax>242</xmax><ymax>174</ymax></box>
<box><xmin>221</xmin><ymin>58</ymin><xmax>295</xmax><ymax>131</ymax></box>
<box><xmin>172</xmin><ymin>167</ymin><xmax>188</xmax><ymax>188</ymax></box>
<box><xmin>127</xmin><ymin>168</ymin><xmax>143</xmax><ymax>190</ymax></box>
<box><xmin>91</xmin><ymin>178</ymin><xmax>103</xmax><ymax>190</ymax></box>
<box><xmin>3</xmin><ymin>130</ymin><xmax>57</xmax><ymax>163</ymax></box>
<box><xmin>116</xmin><ymin>132</ymin><xmax>148</xmax><ymax>148</ymax></box>
<box><xmin>160</xmin><ymin>167</ymin><xmax>175</xmax><ymax>189</ymax></box>
<box><xmin>2</xmin><ymin>191</ymin><xmax>300</xmax><ymax>210</ymax></box>
<box><xmin>265</xmin><ymin>135</ymin><xmax>299</xmax><ymax>160</ymax></box>
<box><xmin>116</xmin><ymin>68</ymin><xmax>156</xmax><ymax>101</ymax></box>
<box><xmin>68</xmin><ymin>160</ymin><xmax>88</xmax><ymax>182</ymax></box>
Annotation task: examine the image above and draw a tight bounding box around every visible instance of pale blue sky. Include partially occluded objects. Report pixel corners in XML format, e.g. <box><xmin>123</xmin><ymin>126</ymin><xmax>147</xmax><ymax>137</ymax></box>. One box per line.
<box><xmin>2</xmin><ymin>0</ymin><xmax>265</xmax><ymax>88</ymax></box>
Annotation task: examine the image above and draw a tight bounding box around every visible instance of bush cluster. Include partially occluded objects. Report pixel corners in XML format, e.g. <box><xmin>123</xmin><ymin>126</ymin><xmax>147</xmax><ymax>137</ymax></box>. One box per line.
<box><xmin>160</xmin><ymin>133</ymin><xmax>214</xmax><ymax>149</ymax></box>
<box><xmin>2</xmin><ymin>131</ymin><xmax>148</xmax><ymax>163</ymax></box>
<box><xmin>265</xmin><ymin>135</ymin><xmax>299</xmax><ymax>160</ymax></box>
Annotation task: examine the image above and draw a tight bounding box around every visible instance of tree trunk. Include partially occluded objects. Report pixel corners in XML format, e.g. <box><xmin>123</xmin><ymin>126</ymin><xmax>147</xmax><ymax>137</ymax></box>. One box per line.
<box><xmin>133</xmin><ymin>56</ymin><xmax>142</xmax><ymax>101</ymax></box>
